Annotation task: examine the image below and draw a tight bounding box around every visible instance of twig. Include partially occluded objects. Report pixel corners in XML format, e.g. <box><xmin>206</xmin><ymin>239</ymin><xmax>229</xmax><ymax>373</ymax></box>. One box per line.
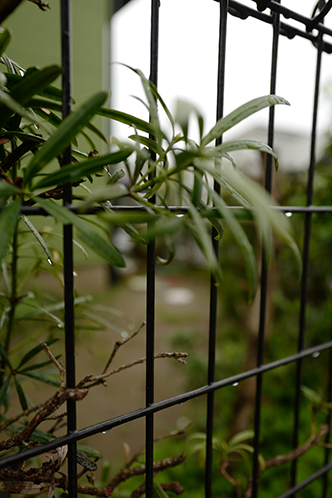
<box><xmin>78</xmin><ymin>352</ymin><xmax>188</xmax><ymax>389</ymax></box>
<box><xmin>220</xmin><ymin>462</ymin><xmax>242</xmax><ymax>498</ymax></box>
<box><xmin>106</xmin><ymin>454</ymin><xmax>186</xmax><ymax>494</ymax></box>
<box><xmin>130</xmin><ymin>481</ymin><xmax>185</xmax><ymax>498</ymax></box>
<box><xmin>42</xmin><ymin>343</ymin><xmax>65</xmax><ymax>388</ymax></box>
<box><xmin>23</xmin><ymin>181</ymin><xmax>83</xmax><ymax>206</ymax></box>
<box><xmin>243</xmin><ymin>424</ymin><xmax>329</xmax><ymax>498</ymax></box>
<box><xmin>264</xmin><ymin>424</ymin><xmax>329</xmax><ymax>471</ymax></box>
<box><xmin>102</xmin><ymin>322</ymin><xmax>145</xmax><ymax>374</ymax></box>
<box><xmin>28</xmin><ymin>0</ymin><xmax>50</xmax><ymax>11</ymax></box>
<box><xmin>0</xmin><ymin>0</ymin><xmax>24</xmax><ymax>24</ymax></box>
<box><xmin>0</xmin><ymin>401</ymin><xmax>44</xmax><ymax>431</ymax></box>
<box><xmin>0</xmin><ymin>388</ymin><xmax>88</xmax><ymax>452</ymax></box>
<box><xmin>124</xmin><ymin>422</ymin><xmax>191</xmax><ymax>470</ymax></box>
<box><xmin>0</xmin><ymin>139</ymin><xmax>40</xmax><ymax>173</ymax></box>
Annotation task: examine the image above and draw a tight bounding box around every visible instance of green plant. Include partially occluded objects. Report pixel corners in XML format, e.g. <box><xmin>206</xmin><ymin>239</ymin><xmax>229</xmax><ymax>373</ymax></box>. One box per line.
<box><xmin>0</xmin><ymin>8</ymin><xmax>301</xmax><ymax>496</ymax></box>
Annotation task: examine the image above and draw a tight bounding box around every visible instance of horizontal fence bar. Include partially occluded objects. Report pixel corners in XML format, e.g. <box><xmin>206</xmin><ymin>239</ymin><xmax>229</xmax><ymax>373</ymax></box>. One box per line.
<box><xmin>10</xmin><ymin>204</ymin><xmax>332</xmax><ymax>216</ymax></box>
<box><xmin>276</xmin><ymin>460</ymin><xmax>332</xmax><ymax>498</ymax></box>
<box><xmin>213</xmin><ymin>0</ymin><xmax>332</xmax><ymax>52</ymax></box>
<box><xmin>2</xmin><ymin>339</ymin><xmax>332</xmax><ymax>469</ymax></box>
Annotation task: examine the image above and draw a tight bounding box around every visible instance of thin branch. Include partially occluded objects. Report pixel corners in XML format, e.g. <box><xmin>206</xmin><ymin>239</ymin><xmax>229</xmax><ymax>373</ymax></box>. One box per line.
<box><xmin>106</xmin><ymin>454</ymin><xmax>186</xmax><ymax>494</ymax></box>
<box><xmin>0</xmin><ymin>401</ymin><xmax>44</xmax><ymax>431</ymax></box>
<box><xmin>0</xmin><ymin>0</ymin><xmax>24</xmax><ymax>23</ymax></box>
<box><xmin>124</xmin><ymin>422</ymin><xmax>191</xmax><ymax>470</ymax></box>
<box><xmin>78</xmin><ymin>352</ymin><xmax>188</xmax><ymax>389</ymax></box>
<box><xmin>28</xmin><ymin>0</ymin><xmax>50</xmax><ymax>11</ymax></box>
<box><xmin>243</xmin><ymin>424</ymin><xmax>329</xmax><ymax>498</ymax></box>
<box><xmin>23</xmin><ymin>181</ymin><xmax>84</xmax><ymax>206</ymax></box>
<box><xmin>0</xmin><ymin>388</ymin><xmax>88</xmax><ymax>452</ymax></box>
<box><xmin>220</xmin><ymin>462</ymin><xmax>242</xmax><ymax>498</ymax></box>
<box><xmin>102</xmin><ymin>322</ymin><xmax>145</xmax><ymax>374</ymax></box>
<box><xmin>42</xmin><ymin>343</ymin><xmax>65</xmax><ymax>388</ymax></box>
<box><xmin>130</xmin><ymin>481</ymin><xmax>185</xmax><ymax>498</ymax></box>
<box><xmin>263</xmin><ymin>424</ymin><xmax>329</xmax><ymax>470</ymax></box>
<box><xmin>0</xmin><ymin>139</ymin><xmax>40</xmax><ymax>173</ymax></box>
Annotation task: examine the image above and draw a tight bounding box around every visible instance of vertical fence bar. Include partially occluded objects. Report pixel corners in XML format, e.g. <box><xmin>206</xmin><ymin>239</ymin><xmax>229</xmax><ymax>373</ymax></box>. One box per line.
<box><xmin>290</xmin><ymin>32</ymin><xmax>323</xmax><ymax>490</ymax></box>
<box><xmin>323</xmin><ymin>324</ymin><xmax>332</xmax><ymax>497</ymax></box>
<box><xmin>252</xmin><ymin>5</ymin><xmax>280</xmax><ymax>497</ymax></box>
<box><xmin>205</xmin><ymin>1</ymin><xmax>228</xmax><ymax>497</ymax></box>
<box><xmin>145</xmin><ymin>1</ymin><xmax>159</xmax><ymax>497</ymax></box>
<box><xmin>61</xmin><ymin>1</ymin><xmax>77</xmax><ymax>496</ymax></box>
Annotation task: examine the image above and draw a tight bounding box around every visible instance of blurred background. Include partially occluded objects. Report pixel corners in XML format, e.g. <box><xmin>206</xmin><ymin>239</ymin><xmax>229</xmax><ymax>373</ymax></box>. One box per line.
<box><xmin>3</xmin><ymin>1</ymin><xmax>332</xmax><ymax>496</ymax></box>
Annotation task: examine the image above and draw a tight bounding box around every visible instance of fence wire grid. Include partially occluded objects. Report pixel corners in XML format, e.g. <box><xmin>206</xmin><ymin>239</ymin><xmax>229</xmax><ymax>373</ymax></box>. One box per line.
<box><xmin>1</xmin><ymin>1</ymin><xmax>332</xmax><ymax>497</ymax></box>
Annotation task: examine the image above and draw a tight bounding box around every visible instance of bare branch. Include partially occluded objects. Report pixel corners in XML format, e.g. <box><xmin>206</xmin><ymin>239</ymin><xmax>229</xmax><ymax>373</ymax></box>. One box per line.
<box><xmin>0</xmin><ymin>401</ymin><xmax>44</xmax><ymax>431</ymax></box>
<box><xmin>42</xmin><ymin>343</ymin><xmax>65</xmax><ymax>388</ymax></box>
<box><xmin>102</xmin><ymin>322</ymin><xmax>145</xmax><ymax>374</ymax></box>
<box><xmin>79</xmin><ymin>352</ymin><xmax>188</xmax><ymax>389</ymax></box>
<box><xmin>124</xmin><ymin>422</ymin><xmax>191</xmax><ymax>470</ymax></box>
<box><xmin>107</xmin><ymin>454</ymin><xmax>186</xmax><ymax>494</ymax></box>
<box><xmin>0</xmin><ymin>0</ymin><xmax>24</xmax><ymax>24</ymax></box>
<box><xmin>220</xmin><ymin>462</ymin><xmax>242</xmax><ymax>498</ymax></box>
<box><xmin>243</xmin><ymin>424</ymin><xmax>329</xmax><ymax>498</ymax></box>
<box><xmin>0</xmin><ymin>388</ymin><xmax>88</xmax><ymax>452</ymax></box>
<box><xmin>28</xmin><ymin>0</ymin><xmax>50</xmax><ymax>11</ymax></box>
<box><xmin>130</xmin><ymin>481</ymin><xmax>185</xmax><ymax>498</ymax></box>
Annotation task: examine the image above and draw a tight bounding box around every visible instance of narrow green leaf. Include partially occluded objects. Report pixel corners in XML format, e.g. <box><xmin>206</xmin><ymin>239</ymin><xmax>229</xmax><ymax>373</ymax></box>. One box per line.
<box><xmin>77</xmin><ymin>445</ymin><xmax>102</xmax><ymax>459</ymax></box>
<box><xmin>0</xmin><ymin>89</ymin><xmax>36</xmax><ymax>127</ymax></box>
<box><xmin>145</xmin><ymin>217</ymin><xmax>183</xmax><ymax>241</ymax></box>
<box><xmin>201</xmin><ymin>95</ymin><xmax>290</xmax><ymax>147</ymax></box>
<box><xmin>0</xmin><ymin>342</ymin><xmax>12</xmax><ymax>368</ymax></box>
<box><xmin>149</xmin><ymin>80</ymin><xmax>175</xmax><ymax>131</ymax></box>
<box><xmin>29</xmin><ymin>428</ymin><xmax>56</xmax><ymax>443</ymax></box>
<box><xmin>17</xmin><ymin>339</ymin><xmax>58</xmax><ymax>369</ymax></box>
<box><xmin>80</xmin><ymin>184</ymin><xmax>128</xmax><ymax>210</ymax></box>
<box><xmin>14</xmin><ymin>376</ymin><xmax>28</xmax><ymax>411</ymax></box>
<box><xmin>19</xmin><ymin>371</ymin><xmax>61</xmax><ymax>387</ymax></box>
<box><xmin>186</xmin><ymin>203</ymin><xmax>223</xmax><ymax>284</ymax></box>
<box><xmin>175</xmin><ymin>99</ymin><xmax>203</xmax><ymax>142</ymax></box>
<box><xmin>26</xmin><ymin>98</ymin><xmax>63</xmax><ymax>113</ymax></box>
<box><xmin>0</xmin><ymin>29</ymin><xmax>11</xmax><ymax>58</ymax></box>
<box><xmin>85</xmin><ymin>121</ymin><xmax>108</xmax><ymax>144</ymax></box>
<box><xmin>9</xmin><ymin>66</ymin><xmax>62</xmax><ymax>107</ymax></box>
<box><xmin>121</xmin><ymin>64</ymin><xmax>162</xmax><ymax>147</ymax></box>
<box><xmin>34</xmin><ymin>198</ymin><xmax>126</xmax><ymax>267</ymax></box>
<box><xmin>24</xmin><ymin>91</ymin><xmax>108</xmax><ymax>187</ymax></box>
<box><xmin>33</xmin><ymin>148</ymin><xmax>134</xmax><ymax>190</ymax></box>
<box><xmin>99</xmin><ymin>209</ymin><xmax>159</xmax><ymax>226</ymax></box>
<box><xmin>5</xmin><ymin>73</ymin><xmax>65</xmax><ymax>102</ymax></box>
<box><xmin>0</xmin><ymin>182</ymin><xmax>20</xmax><ymax>206</ymax></box>
<box><xmin>128</xmin><ymin>134</ymin><xmax>161</xmax><ymax>155</ymax></box>
<box><xmin>206</xmin><ymin>185</ymin><xmax>258</xmax><ymax>303</ymax></box>
<box><xmin>20</xmin><ymin>214</ymin><xmax>53</xmax><ymax>263</ymax></box>
<box><xmin>97</xmin><ymin>107</ymin><xmax>156</xmax><ymax>136</ymax></box>
<box><xmin>33</xmin><ymin>106</ymin><xmax>62</xmax><ymax>128</ymax></box>
<box><xmin>228</xmin><ymin>430</ymin><xmax>254</xmax><ymax>448</ymax></box>
<box><xmin>211</xmin><ymin>139</ymin><xmax>279</xmax><ymax>171</ymax></box>
<box><xmin>221</xmin><ymin>163</ymin><xmax>301</xmax><ymax>272</ymax></box>
<box><xmin>0</xmin><ymin>66</ymin><xmax>61</xmax><ymax>128</ymax></box>
<box><xmin>153</xmin><ymin>480</ymin><xmax>169</xmax><ymax>498</ymax></box>
<box><xmin>0</xmin><ymin>198</ymin><xmax>21</xmax><ymax>265</ymax></box>
<box><xmin>0</xmin><ymin>375</ymin><xmax>11</xmax><ymax>409</ymax></box>
<box><xmin>19</xmin><ymin>358</ymin><xmax>60</xmax><ymax>373</ymax></box>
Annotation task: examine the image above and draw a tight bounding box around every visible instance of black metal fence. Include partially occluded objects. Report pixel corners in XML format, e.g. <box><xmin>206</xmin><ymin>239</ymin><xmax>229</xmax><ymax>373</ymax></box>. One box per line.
<box><xmin>2</xmin><ymin>1</ymin><xmax>332</xmax><ymax>497</ymax></box>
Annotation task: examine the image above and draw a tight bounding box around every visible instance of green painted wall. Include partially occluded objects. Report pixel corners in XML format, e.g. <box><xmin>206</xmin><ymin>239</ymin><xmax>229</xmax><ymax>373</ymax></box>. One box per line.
<box><xmin>3</xmin><ymin>1</ymin><xmax>110</xmax><ymax>103</ymax></box>
<box><xmin>2</xmin><ymin>1</ymin><xmax>113</xmax><ymax>266</ymax></box>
